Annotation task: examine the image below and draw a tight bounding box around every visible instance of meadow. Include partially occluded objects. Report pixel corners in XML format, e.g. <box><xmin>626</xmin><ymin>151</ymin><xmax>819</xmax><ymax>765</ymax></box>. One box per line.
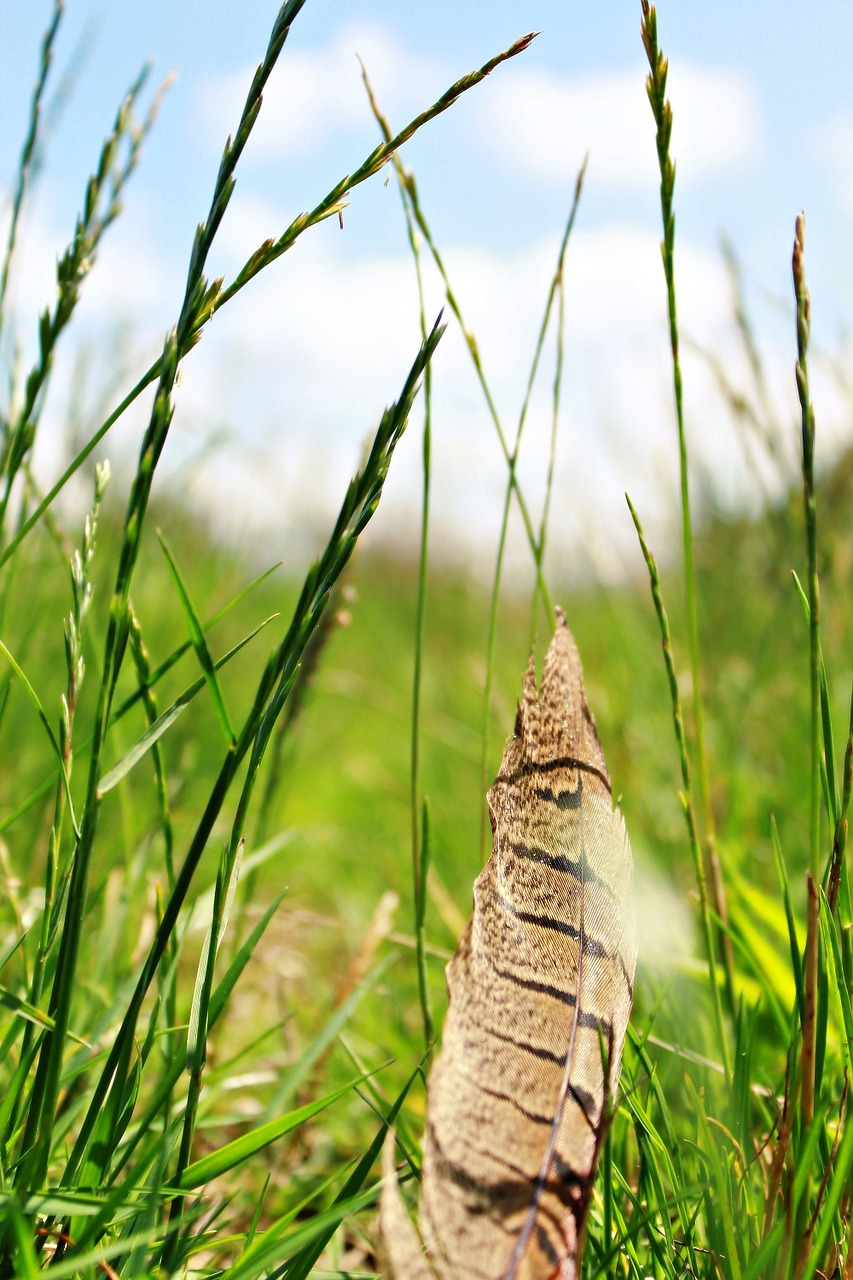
<box><xmin>0</xmin><ymin>2</ymin><xmax>852</xmax><ymax>1277</ymax></box>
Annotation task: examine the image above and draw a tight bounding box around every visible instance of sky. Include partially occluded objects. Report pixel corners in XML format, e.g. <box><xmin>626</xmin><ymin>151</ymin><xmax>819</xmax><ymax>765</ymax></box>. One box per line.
<box><xmin>1</xmin><ymin>1</ymin><xmax>852</xmax><ymax>581</ymax></box>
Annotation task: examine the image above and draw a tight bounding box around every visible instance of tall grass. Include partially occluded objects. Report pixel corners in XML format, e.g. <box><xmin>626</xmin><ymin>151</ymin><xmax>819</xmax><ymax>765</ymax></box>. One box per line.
<box><xmin>0</xmin><ymin>5</ymin><xmax>532</xmax><ymax>1275</ymax></box>
<box><xmin>0</xmin><ymin>2</ymin><xmax>851</xmax><ymax>1278</ymax></box>
<box><xmin>606</xmin><ymin>10</ymin><xmax>853</xmax><ymax>1278</ymax></box>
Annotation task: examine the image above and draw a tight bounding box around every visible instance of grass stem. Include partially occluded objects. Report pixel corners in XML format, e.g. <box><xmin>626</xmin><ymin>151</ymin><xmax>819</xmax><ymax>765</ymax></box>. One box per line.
<box><xmin>641</xmin><ymin>0</ymin><xmax>735</xmax><ymax>1013</ymax></box>
<box><xmin>792</xmin><ymin>213</ymin><xmax>822</xmax><ymax>882</ymax></box>
<box><xmin>627</xmin><ymin>495</ymin><xmax>731</xmax><ymax>1084</ymax></box>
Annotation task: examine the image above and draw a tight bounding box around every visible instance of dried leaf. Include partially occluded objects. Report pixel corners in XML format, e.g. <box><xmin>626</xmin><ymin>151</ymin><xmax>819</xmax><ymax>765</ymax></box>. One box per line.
<box><xmin>383</xmin><ymin>609</ymin><xmax>637</xmax><ymax>1279</ymax></box>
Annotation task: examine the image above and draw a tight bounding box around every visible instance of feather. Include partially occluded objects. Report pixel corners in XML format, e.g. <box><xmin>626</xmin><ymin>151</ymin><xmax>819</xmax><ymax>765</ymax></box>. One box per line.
<box><xmin>379</xmin><ymin>1133</ymin><xmax>437</xmax><ymax>1280</ymax></box>
<box><xmin>382</xmin><ymin>609</ymin><xmax>637</xmax><ymax>1280</ymax></box>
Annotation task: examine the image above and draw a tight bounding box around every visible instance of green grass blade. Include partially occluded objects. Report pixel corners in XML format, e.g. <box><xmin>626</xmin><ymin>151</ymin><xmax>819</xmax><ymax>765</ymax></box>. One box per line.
<box><xmin>627</xmin><ymin>494</ymin><xmax>731</xmax><ymax>1082</ymax></box>
<box><xmin>792</xmin><ymin>568</ymin><xmax>839</xmax><ymax>829</ymax></box>
<box><xmin>0</xmin><ymin>638</ymin><xmax>78</xmax><ymax>836</ymax></box>
<box><xmin>97</xmin><ymin>613</ymin><xmax>278</xmax><ymax>795</ymax></box>
<box><xmin>0</xmin><ymin>985</ymin><xmax>57</xmax><ymax>1033</ymax></box>
<box><xmin>801</xmin><ymin>1107</ymin><xmax>853</xmax><ymax>1279</ymax></box>
<box><xmin>714</xmin><ymin>907</ymin><xmax>789</xmax><ymax>1040</ymax></box>
<box><xmin>268</xmin><ymin>956</ymin><xmax>391</xmax><ymax>1115</ymax></box>
<box><xmin>110</xmin><ymin>890</ymin><xmax>286</xmax><ymax>1181</ymax></box>
<box><xmin>0</xmin><ymin>0</ymin><xmax>63</xmax><ymax>335</ymax></box>
<box><xmin>624</xmin><ymin>1087</ymin><xmax>677</xmax><ymax>1258</ymax></box>
<box><xmin>223</xmin><ymin>1182</ymin><xmax>382</xmax><ymax>1280</ymax></box>
<box><xmin>355</xmin><ymin>77</ymin><xmax>437</xmax><ymax>1057</ymax></box>
<box><xmin>282</xmin><ymin>1067</ymin><xmax>421</xmax><ymax>1280</ymax></box>
<box><xmin>415</xmin><ymin>798</ymin><xmax>434</xmax><ymax>1053</ymax></box>
<box><xmin>478</xmin><ymin>176</ymin><xmax>585</xmax><ymax>844</ymax></box>
<box><xmin>814</xmin><ymin>889</ymin><xmax>829</xmax><ymax>1102</ymax></box>
<box><xmin>165</xmin><ymin>836</ymin><xmax>244</xmax><ymax>1266</ymax></box>
<box><xmin>158</xmin><ymin>529</ymin><xmax>235</xmax><ymax>747</ymax></box>
<box><xmin>792</xmin><ymin>215</ymin><xmax>823</xmax><ymax>881</ymax></box>
<box><xmin>625</xmin><ymin>1028</ymin><xmax>700</xmax><ymax>1274</ymax></box>
<box><xmin>24</xmin><ymin>1218</ymin><xmax>187</xmax><ymax>1280</ymax></box>
<box><xmin>110</xmin><ymin>560</ymin><xmax>282</xmax><ymax>725</ymax></box>
<box><xmin>532</xmin><ymin>159</ymin><xmax>586</xmax><ymax>626</ymax></box>
<box><xmin>9</xmin><ymin>1202</ymin><xmax>44</xmax><ymax>1280</ymax></box>
<box><xmin>208</xmin><ymin>892</ymin><xmax>286</xmax><ymax>1029</ymax></box>
<box><xmin>186</xmin><ymin>839</ymin><xmax>243</xmax><ymax>1076</ymax></box>
<box><xmin>246</xmin><ymin>1175</ymin><xmax>270</xmax><ymax>1250</ymax></box>
<box><xmin>829</xmin><ymin>667</ymin><xmax>853</xmax><ymax>920</ymax></box>
<box><xmin>0</xmin><ymin>574</ymin><xmax>281</xmax><ymax>833</ymax></box>
<box><xmin>127</xmin><ymin>603</ymin><xmax>176</xmax><ymax>893</ymax></box>
<box><xmin>0</xmin><ymin>932</ymin><xmax>29</xmax><ymax>974</ymax></box>
<box><xmin>641</xmin><ymin>1</ymin><xmax>713</xmax><ymax>856</ymax></box>
<box><xmin>688</xmin><ymin>1076</ymin><xmax>744</xmax><ymax>1279</ymax></box>
<box><xmin>742</xmin><ymin>1218</ymin><xmax>788</xmax><ymax>1280</ymax></box>
<box><xmin>772</xmin><ymin>815</ymin><xmax>805</xmax><ymax>1023</ymax></box>
<box><xmin>175</xmin><ymin>1071</ymin><xmax>378</xmax><ymax>1192</ymax></box>
<box><xmin>0</xmin><ymin>1190</ymin><xmax>106</xmax><ymax>1217</ymax></box>
<box><xmin>818</xmin><ymin>888</ymin><xmax>853</xmax><ymax>1071</ymax></box>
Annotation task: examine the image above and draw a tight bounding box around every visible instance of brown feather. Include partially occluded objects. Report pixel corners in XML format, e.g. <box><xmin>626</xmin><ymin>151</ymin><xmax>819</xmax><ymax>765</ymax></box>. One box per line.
<box><xmin>382</xmin><ymin>610</ymin><xmax>637</xmax><ymax>1280</ymax></box>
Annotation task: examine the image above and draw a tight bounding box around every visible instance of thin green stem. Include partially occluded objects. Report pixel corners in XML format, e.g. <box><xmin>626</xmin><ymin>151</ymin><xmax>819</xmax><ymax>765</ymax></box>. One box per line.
<box><xmin>0</xmin><ymin>67</ymin><xmax>159</xmax><ymax>545</ymax></box>
<box><xmin>828</xmin><ymin>659</ymin><xmax>853</xmax><ymax>927</ymax></box>
<box><xmin>365</xmin><ymin>127</ymin><xmax>549</xmax><ymax>614</ymax></box>
<box><xmin>411</xmin><ymin>332</ymin><xmax>435</xmax><ymax>1052</ymax></box>
<box><xmin>641</xmin><ymin>1</ymin><xmax>735</xmax><ymax>1014</ymax></box>
<box><xmin>162</xmin><ymin>839</ymin><xmax>240</xmax><ymax>1270</ymax></box>
<box><xmin>360</xmin><ymin>63</ymin><xmax>437</xmax><ymax>1051</ymax></box>
<box><xmin>399</xmin><ymin>185</ymin><xmax>437</xmax><ymax>1054</ymax></box>
<box><xmin>792</xmin><ymin>212</ymin><xmax>822</xmax><ymax>882</ymax></box>
<box><xmin>14</xmin><ymin>464</ymin><xmax>106</xmax><ymax>1100</ymax></box>
<box><xmin>478</xmin><ymin>176</ymin><xmax>585</xmax><ymax>854</ymax></box>
<box><xmin>627</xmin><ymin>495</ymin><xmax>731</xmax><ymax>1085</ymax></box>
<box><xmin>0</xmin><ymin>0</ymin><xmax>63</xmax><ymax>338</ymax></box>
<box><xmin>532</xmin><ymin>160</ymin><xmax>584</xmax><ymax>636</ymax></box>
<box><xmin>641</xmin><ymin>4</ymin><xmax>709</xmax><ymax>826</ymax></box>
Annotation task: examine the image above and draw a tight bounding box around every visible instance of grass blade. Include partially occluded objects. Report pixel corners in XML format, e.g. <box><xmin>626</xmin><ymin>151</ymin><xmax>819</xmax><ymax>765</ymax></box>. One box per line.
<box><xmin>0</xmin><ymin>639</ymin><xmax>78</xmax><ymax>836</ymax></box>
<box><xmin>282</xmin><ymin>1067</ymin><xmax>421</xmax><ymax>1280</ymax></box>
<box><xmin>641</xmin><ymin>1</ymin><xmax>736</xmax><ymax>1014</ymax></box>
<box><xmin>792</xmin><ymin>214</ymin><xmax>823</xmax><ymax>881</ymax></box>
<box><xmin>175</xmin><ymin>1071</ymin><xmax>378</xmax><ymax>1192</ymax></box>
<box><xmin>0</xmin><ymin>0</ymin><xmax>63</xmax><ymax>335</ymax></box>
<box><xmin>626</xmin><ymin>494</ymin><xmax>730</xmax><ymax>1083</ymax></box>
<box><xmin>97</xmin><ymin>613</ymin><xmax>278</xmax><ymax>795</ymax></box>
<box><xmin>158</xmin><ymin>530</ymin><xmax>235</xmax><ymax>747</ymax></box>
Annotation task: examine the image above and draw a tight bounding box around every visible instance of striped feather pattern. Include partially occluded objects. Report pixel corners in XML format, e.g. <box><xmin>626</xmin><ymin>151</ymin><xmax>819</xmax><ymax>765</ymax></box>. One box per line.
<box><xmin>382</xmin><ymin>610</ymin><xmax>637</xmax><ymax>1280</ymax></box>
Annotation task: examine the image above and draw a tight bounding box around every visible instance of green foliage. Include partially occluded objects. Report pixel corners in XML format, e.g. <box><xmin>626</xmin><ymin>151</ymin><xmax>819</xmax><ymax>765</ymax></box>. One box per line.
<box><xmin>0</xmin><ymin>1</ymin><xmax>852</xmax><ymax>1278</ymax></box>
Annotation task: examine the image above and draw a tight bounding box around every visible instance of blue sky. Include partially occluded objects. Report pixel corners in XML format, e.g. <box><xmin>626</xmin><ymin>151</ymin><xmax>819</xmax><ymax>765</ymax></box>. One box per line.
<box><xmin>2</xmin><ymin>1</ymin><xmax>852</xmax><ymax>575</ymax></box>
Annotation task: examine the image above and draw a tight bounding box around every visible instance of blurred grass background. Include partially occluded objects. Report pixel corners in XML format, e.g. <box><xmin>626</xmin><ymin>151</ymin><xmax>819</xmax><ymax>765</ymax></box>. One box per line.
<box><xmin>5</xmin><ymin>437</ymin><xmax>849</xmax><ymax>1128</ymax></box>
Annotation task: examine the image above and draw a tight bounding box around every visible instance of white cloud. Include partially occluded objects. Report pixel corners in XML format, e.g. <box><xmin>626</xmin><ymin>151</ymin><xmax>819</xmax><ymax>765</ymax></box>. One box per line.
<box><xmin>0</xmin><ymin>184</ymin><xmax>173</xmax><ymax>353</ymax></box>
<box><xmin>167</xmin><ymin>221</ymin><xmax>778</xmax><ymax>579</ymax></box>
<box><xmin>0</xmin><ymin>204</ymin><xmax>61</xmax><ymax>328</ymax></box>
<box><xmin>194</xmin><ymin>21</ymin><xmax>447</xmax><ymax>159</ymax></box>
<box><xmin>818</xmin><ymin>107</ymin><xmax>853</xmax><ymax>215</ymax></box>
<box><xmin>474</xmin><ymin>61</ymin><xmax>761</xmax><ymax>189</ymax></box>
<box><xmin>9</xmin><ymin>186</ymin><xmax>832</xmax><ymax>588</ymax></box>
